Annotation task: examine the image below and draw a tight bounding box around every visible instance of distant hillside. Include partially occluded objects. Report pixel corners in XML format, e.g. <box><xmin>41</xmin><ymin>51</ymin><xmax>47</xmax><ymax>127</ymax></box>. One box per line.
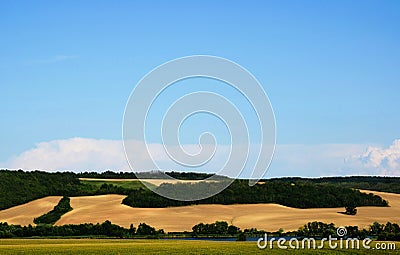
<box><xmin>0</xmin><ymin>170</ymin><xmax>130</xmax><ymax>210</ymax></box>
<box><xmin>265</xmin><ymin>176</ymin><xmax>400</xmax><ymax>194</ymax></box>
<box><xmin>1</xmin><ymin>170</ymin><xmax>398</xmax><ymax>210</ymax></box>
<box><xmin>122</xmin><ymin>179</ymin><xmax>389</xmax><ymax>208</ymax></box>
<box><xmin>0</xmin><ymin>170</ymin><xmax>80</xmax><ymax>210</ymax></box>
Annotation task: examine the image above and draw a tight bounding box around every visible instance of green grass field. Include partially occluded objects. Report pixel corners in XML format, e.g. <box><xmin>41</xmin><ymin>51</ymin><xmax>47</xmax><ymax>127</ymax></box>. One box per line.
<box><xmin>0</xmin><ymin>239</ymin><xmax>397</xmax><ymax>255</ymax></box>
<box><xmin>80</xmin><ymin>180</ymin><xmax>156</xmax><ymax>190</ymax></box>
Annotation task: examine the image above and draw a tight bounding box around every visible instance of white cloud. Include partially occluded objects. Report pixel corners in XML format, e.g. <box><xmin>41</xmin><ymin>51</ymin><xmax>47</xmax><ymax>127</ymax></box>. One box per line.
<box><xmin>344</xmin><ymin>139</ymin><xmax>400</xmax><ymax>176</ymax></box>
<box><xmin>0</xmin><ymin>138</ymin><xmax>230</xmax><ymax>173</ymax></box>
<box><xmin>1</xmin><ymin>137</ymin><xmax>399</xmax><ymax>177</ymax></box>
<box><xmin>2</xmin><ymin>138</ymin><xmax>129</xmax><ymax>172</ymax></box>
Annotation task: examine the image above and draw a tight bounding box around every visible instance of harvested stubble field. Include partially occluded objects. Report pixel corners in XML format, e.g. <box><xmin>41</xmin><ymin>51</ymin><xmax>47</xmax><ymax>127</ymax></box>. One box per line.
<box><xmin>57</xmin><ymin>189</ymin><xmax>400</xmax><ymax>232</ymax></box>
<box><xmin>0</xmin><ymin>190</ymin><xmax>399</xmax><ymax>232</ymax></box>
<box><xmin>0</xmin><ymin>196</ymin><xmax>61</xmax><ymax>226</ymax></box>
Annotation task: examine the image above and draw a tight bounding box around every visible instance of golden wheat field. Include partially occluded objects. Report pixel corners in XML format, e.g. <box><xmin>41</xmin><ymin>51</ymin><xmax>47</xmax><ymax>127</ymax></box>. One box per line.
<box><xmin>0</xmin><ymin>196</ymin><xmax>62</xmax><ymax>226</ymax></box>
<box><xmin>0</xmin><ymin>190</ymin><xmax>399</xmax><ymax>232</ymax></box>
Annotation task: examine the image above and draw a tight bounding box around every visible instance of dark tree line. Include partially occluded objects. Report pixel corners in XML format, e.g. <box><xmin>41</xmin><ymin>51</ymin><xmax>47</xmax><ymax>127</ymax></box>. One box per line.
<box><xmin>297</xmin><ymin>221</ymin><xmax>400</xmax><ymax>241</ymax></box>
<box><xmin>0</xmin><ymin>221</ymin><xmax>164</xmax><ymax>238</ymax></box>
<box><xmin>166</xmin><ymin>171</ymin><xmax>226</xmax><ymax>180</ymax></box>
<box><xmin>2</xmin><ymin>219</ymin><xmax>399</xmax><ymax>241</ymax></box>
<box><xmin>34</xmin><ymin>196</ymin><xmax>72</xmax><ymax>225</ymax></box>
<box><xmin>77</xmin><ymin>170</ymin><xmax>224</xmax><ymax>180</ymax></box>
<box><xmin>123</xmin><ymin>180</ymin><xmax>388</xmax><ymax>209</ymax></box>
<box><xmin>265</xmin><ymin>176</ymin><xmax>400</xmax><ymax>194</ymax></box>
<box><xmin>0</xmin><ymin>220</ymin><xmax>239</xmax><ymax>238</ymax></box>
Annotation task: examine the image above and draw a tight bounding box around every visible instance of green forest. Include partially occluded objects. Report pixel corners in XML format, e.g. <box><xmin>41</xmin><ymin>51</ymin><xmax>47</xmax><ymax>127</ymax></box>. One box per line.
<box><xmin>266</xmin><ymin>176</ymin><xmax>400</xmax><ymax>194</ymax></box>
<box><xmin>122</xmin><ymin>180</ymin><xmax>388</xmax><ymax>208</ymax></box>
<box><xmin>0</xmin><ymin>170</ymin><xmax>130</xmax><ymax>210</ymax></box>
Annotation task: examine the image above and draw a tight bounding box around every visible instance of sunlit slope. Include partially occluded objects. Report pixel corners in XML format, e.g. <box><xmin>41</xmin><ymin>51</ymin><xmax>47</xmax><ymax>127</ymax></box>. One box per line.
<box><xmin>0</xmin><ymin>196</ymin><xmax>62</xmax><ymax>225</ymax></box>
<box><xmin>58</xmin><ymin>190</ymin><xmax>400</xmax><ymax>232</ymax></box>
<box><xmin>1</xmin><ymin>190</ymin><xmax>399</xmax><ymax>232</ymax></box>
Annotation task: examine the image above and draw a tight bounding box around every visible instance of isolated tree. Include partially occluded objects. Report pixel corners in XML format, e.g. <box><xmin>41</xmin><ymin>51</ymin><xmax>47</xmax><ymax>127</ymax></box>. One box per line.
<box><xmin>345</xmin><ymin>206</ymin><xmax>357</xmax><ymax>215</ymax></box>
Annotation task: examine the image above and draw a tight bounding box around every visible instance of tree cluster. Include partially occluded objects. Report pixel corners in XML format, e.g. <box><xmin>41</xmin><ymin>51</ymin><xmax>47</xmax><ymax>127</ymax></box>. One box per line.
<box><xmin>192</xmin><ymin>221</ymin><xmax>240</xmax><ymax>236</ymax></box>
<box><xmin>297</xmin><ymin>222</ymin><xmax>337</xmax><ymax>237</ymax></box>
<box><xmin>371</xmin><ymin>221</ymin><xmax>400</xmax><ymax>241</ymax></box>
<box><xmin>0</xmin><ymin>221</ymin><xmax>164</xmax><ymax>238</ymax></box>
<box><xmin>33</xmin><ymin>196</ymin><xmax>72</xmax><ymax>225</ymax></box>
<box><xmin>136</xmin><ymin>222</ymin><xmax>164</xmax><ymax>236</ymax></box>
<box><xmin>345</xmin><ymin>206</ymin><xmax>357</xmax><ymax>215</ymax></box>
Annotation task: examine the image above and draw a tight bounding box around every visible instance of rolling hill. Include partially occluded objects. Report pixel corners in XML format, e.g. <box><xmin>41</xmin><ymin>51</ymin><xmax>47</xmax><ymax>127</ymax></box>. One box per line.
<box><xmin>0</xmin><ymin>190</ymin><xmax>399</xmax><ymax>232</ymax></box>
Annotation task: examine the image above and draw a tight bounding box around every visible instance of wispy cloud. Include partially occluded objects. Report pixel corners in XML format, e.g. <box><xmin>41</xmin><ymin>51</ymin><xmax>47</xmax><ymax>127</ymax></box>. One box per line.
<box><xmin>269</xmin><ymin>143</ymin><xmax>368</xmax><ymax>177</ymax></box>
<box><xmin>1</xmin><ymin>137</ymin><xmax>399</xmax><ymax>177</ymax></box>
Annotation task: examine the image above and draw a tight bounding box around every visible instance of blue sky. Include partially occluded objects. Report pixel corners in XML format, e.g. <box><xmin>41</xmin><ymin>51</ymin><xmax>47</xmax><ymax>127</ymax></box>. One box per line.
<box><xmin>1</xmin><ymin>1</ymin><xmax>399</xmax><ymax>177</ymax></box>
